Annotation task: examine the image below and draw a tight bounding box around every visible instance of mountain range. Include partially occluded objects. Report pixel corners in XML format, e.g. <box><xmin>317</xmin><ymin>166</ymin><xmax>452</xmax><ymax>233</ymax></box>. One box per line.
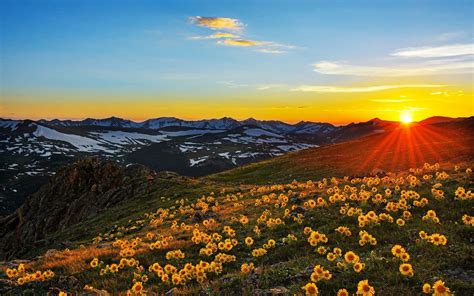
<box><xmin>0</xmin><ymin>115</ymin><xmax>470</xmax><ymax>216</ymax></box>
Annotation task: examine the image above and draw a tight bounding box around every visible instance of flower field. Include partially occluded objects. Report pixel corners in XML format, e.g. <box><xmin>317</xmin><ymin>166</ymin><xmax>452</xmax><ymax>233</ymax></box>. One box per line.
<box><xmin>1</xmin><ymin>163</ymin><xmax>473</xmax><ymax>295</ymax></box>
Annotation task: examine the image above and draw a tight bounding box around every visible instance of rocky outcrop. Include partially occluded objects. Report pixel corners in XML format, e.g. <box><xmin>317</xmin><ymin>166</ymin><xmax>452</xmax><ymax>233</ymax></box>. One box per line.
<box><xmin>0</xmin><ymin>157</ymin><xmax>155</xmax><ymax>260</ymax></box>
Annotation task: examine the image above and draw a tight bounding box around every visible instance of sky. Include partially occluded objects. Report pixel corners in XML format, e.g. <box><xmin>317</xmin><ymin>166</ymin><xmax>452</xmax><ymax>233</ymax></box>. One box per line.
<box><xmin>0</xmin><ymin>0</ymin><xmax>473</xmax><ymax>124</ymax></box>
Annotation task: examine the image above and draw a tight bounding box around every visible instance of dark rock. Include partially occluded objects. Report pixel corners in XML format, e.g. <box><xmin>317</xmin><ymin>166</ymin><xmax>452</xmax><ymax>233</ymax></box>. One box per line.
<box><xmin>268</xmin><ymin>287</ymin><xmax>290</xmax><ymax>296</ymax></box>
<box><xmin>55</xmin><ymin>275</ymin><xmax>80</xmax><ymax>291</ymax></box>
<box><xmin>0</xmin><ymin>157</ymin><xmax>153</xmax><ymax>260</ymax></box>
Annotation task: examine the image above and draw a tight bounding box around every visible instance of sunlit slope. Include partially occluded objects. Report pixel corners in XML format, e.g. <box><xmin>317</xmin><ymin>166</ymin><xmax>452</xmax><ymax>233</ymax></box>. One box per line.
<box><xmin>2</xmin><ymin>163</ymin><xmax>473</xmax><ymax>295</ymax></box>
<box><xmin>208</xmin><ymin>120</ymin><xmax>474</xmax><ymax>184</ymax></box>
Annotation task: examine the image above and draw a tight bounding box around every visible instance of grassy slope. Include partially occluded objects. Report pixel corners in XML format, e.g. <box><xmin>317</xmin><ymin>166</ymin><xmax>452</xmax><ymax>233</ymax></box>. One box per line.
<box><xmin>2</xmin><ymin>165</ymin><xmax>473</xmax><ymax>295</ymax></box>
<box><xmin>1</xmin><ymin>122</ymin><xmax>474</xmax><ymax>295</ymax></box>
<box><xmin>207</xmin><ymin>122</ymin><xmax>474</xmax><ymax>184</ymax></box>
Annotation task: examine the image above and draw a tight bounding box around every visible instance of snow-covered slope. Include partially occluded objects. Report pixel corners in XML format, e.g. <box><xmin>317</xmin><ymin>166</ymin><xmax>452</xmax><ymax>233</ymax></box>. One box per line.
<box><xmin>1</xmin><ymin>119</ymin><xmax>322</xmax><ymax>215</ymax></box>
<box><xmin>0</xmin><ymin>119</ymin><xmax>21</xmax><ymax>131</ymax></box>
<box><xmin>38</xmin><ymin>116</ymin><xmax>337</xmax><ymax>135</ymax></box>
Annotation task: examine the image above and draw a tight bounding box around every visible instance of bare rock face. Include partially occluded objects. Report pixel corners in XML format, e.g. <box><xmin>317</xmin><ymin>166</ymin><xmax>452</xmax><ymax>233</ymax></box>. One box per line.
<box><xmin>0</xmin><ymin>157</ymin><xmax>153</xmax><ymax>260</ymax></box>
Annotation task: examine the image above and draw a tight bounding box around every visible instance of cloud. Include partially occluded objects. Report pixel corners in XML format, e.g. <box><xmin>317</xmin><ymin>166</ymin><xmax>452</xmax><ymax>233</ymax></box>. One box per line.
<box><xmin>189</xmin><ymin>16</ymin><xmax>243</xmax><ymax>31</ymax></box>
<box><xmin>291</xmin><ymin>84</ymin><xmax>444</xmax><ymax>93</ymax></box>
<box><xmin>392</xmin><ymin>43</ymin><xmax>474</xmax><ymax>58</ymax></box>
<box><xmin>217</xmin><ymin>39</ymin><xmax>262</xmax><ymax>47</ymax></box>
<box><xmin>312</xmin><ymin>60</ymin><xmax>473</xmax><ymax>76</ymax></box>
<box><xmin>435</xmin><ymin>32</ymin><xmax>466</xmax><ymax>42</ymax></box>
<box><xmin>430</xmin><ymin>90</ymin><xmax>464</xmax><ymax>97</ymax></box>
<box><xmin>218</xmin><ymin>81</ymin><xmax>249</xmax><ymax>88</ymax></box>
<box><xmin>323</xmin><ymin>106</ymin><xmax>427</xmax><ymax>113</ymax></box>
<box><xmin>189</xmin><ymin>32</ymin><xmax>239</xmax><ymax>40</ymax></box>
<box><xmin>256</xmin><ymin>84</ymin><xmax>287</xmax><ymax>90</ymax></box>
<box><xmin>256</xmin><ymin>48</ymin><xmax>284</xmax><ymax>54</ymax></box>
<box><xmin>217</xmin><ymin>39</ymin><xmax>296</xmax><ymax>53</ymax></box>
<box><xmin>188</xmin><ymin>16</ymin><xmax>296</xmax><ymax>54</ymax></box>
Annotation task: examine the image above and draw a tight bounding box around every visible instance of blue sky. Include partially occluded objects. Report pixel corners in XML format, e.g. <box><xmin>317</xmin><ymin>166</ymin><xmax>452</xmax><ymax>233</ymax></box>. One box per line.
<box><xmin>0</xmin><ymin>0</ymin><xmax>473</xmax><ymax>122</ymax></box>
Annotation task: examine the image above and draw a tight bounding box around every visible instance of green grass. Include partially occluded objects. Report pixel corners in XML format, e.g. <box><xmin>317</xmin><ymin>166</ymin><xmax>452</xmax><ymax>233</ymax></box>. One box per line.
<box><xmin>3</xmin><ymin>165</ymin><xmax>472</xmax><ymax>295</ymax></box>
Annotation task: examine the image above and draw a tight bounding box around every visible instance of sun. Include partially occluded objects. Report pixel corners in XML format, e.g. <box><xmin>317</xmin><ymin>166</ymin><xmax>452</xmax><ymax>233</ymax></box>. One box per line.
<box><xmin>400</xmin><ymin>111</ymin><xmax>413</xmax><ymax>124</ymax></box>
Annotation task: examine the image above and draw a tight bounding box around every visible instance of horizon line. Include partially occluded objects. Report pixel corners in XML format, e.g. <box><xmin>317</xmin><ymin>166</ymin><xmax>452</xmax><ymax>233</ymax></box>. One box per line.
<box><xmin>1</xmin><ymin>114</ymin><xmax>470</xmax><ymax>127</ymax></box>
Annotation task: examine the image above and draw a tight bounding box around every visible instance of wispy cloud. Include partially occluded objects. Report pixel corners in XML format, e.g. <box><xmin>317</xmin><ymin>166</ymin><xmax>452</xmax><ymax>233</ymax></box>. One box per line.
<box><xmin>256</xmin><ymin>48</ymin><xmax>284</xmax><ymax>54</ymax></box>
<box><xmin>430</xmin><ymin>90</ymin><xmax>464</xmax><ymax>97</ymax></box>
<box><xmin>291</xmin><ymin>84</ymin><xmax>444</xmax><ymax>93</ymax></box>
<box><xmin>218</xmin><ymin>81</ymin><xmax>249</xmax><ymax>88</ymax></box>
<box><xmin>188</xmin><ymin>16</ymin><xmax>296</xmax><ymax>54</ymax></box>
<box><xmin>188</xmin><ymin>32</ymin><xmax>239</xmax><ymax>40</ymax></box>
<box><xmin>217</xmin><ymin>39</ymin><xmax>261</xmax><ymax>47</ymax></box>
<box><xmin>312</xmin><ymin>60</ymin><xmax>473</xmax><ymax>76</ymax></box>
<box><xmin>323</xmin><ymin>106</ymin><xmax>427</xmax><ymax>113</ymax></box>
<box><xmin>392</xmin><ymin>43</ymin><xmax>474</xmax><ymax>58</ymax></box>
<box><xmin>435</xmin><ymin>32</ymin><xmax>467</xmax><ymax>42</ymax></box>
<box><xmin>256</xmin><ymin>84</ymin><xmax>287</xmax><ymax>90</ymax></box>
<box><xmin>189</xmin><ymin>16</ymin><xmax>243</xmax><ymax>31</ymax></box>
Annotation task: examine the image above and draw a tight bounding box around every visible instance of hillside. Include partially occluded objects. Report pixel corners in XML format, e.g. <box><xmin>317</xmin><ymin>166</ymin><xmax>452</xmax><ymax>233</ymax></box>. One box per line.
<box><xmin>0</xmin><ymin>115</ymin><xmax>413</xmax><ymax>216</ymax></box>
<box><xmin>208</xmin><ymin>119</ymin><xmax>474</xmax><ymax>184</ymax></box>
<box><xmin>1</xmin><ymin>162</ymin><xmax>473</xmax><ymax>294</ymax></box>
<box><xmin>0</xmin><ymin>119</ymin><xmax>320</xmax><ymax>216</ymax></box>
<box><xmin>0</xmin><ymin>118</ymin><xmax>473</xmax><ymax>295</ymax></box>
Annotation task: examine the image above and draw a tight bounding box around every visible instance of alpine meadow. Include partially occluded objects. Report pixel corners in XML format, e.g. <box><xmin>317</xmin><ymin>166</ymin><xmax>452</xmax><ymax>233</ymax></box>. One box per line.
<box><xmin>0</xmin><ymin>1</ymin><xmax>473</xmax><ymax>295</ymax></box>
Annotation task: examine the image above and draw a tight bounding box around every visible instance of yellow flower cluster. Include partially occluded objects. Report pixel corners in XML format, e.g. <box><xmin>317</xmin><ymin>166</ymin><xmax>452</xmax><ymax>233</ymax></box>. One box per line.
<box><xmin>341</xmin><ymin>250</ymin><xmax>365</xmax><ymax>272</ymax></box>
<box><xmin>337</xmin><ymin>288</ymin><xmax>349</xmax><ymax>296</ymax></box>
<box><xmin>335</xmin><ymin>226</ymin><xmax>352</xmax><ymax>236</ymax></box>
<box><xmin>148</xmin><ymin>260</ymin><xmax>223</xmax><ymax>286</ymax></box>
<box><xmin>90</xmin><ymin>257</ymin><xmax>99</xmax><ymax>268</ymax></box>
<box><xmin>222</xmin><ymin>225</ymin><xmax>236</xmax><ymax>237</ymax></box>
<box><xmin>413</xmin><ymin>197</ymin><xmax>429</xmax><ymax>207</ymax></box>
<box><xmin>307</xmin><ymin>230</ymin><xmax>328</xmax><ymax>247</ymax></box>
<box><xmin>113</xmin><ymin>238</ymin><xmax>141</xmax><ymax>257</ymax></box>
<box><xmin>391</xmin><ymin>245</ymin><xmax>410</xmax><ymax>262</ymax></box>
<box><xmin>251</xmin><ymin>248</ymin><xmax>267</xmax><ymax>257</ymax></box>
<box><xmin>100</xmin><ymin>258</ymin><xmax>138</xmax><ymax>275</ymax></box>
<box><xmin>310</xmin><ymin>264</ymin><xmax>332</xmax><ymax>282</ymax></box>
<box><xmin>129</xmin><ymin>281</ymin><xmax>144</xmax><ymax>295</ymax></box>
<box><xmin>240</xmin><ymin>262</ymin><xmax>255</xmax><ymax>273</ymax></box>
<box><xmin>263</xmin><ymin>239</ymin><xmax>276</xmax><ymax>249</ymax></box>
<box><xmin>214</xmin><ymin>253</ymin><xmax>236</xmax><ymax>263</ymax></box>
<box><xmin>422</xmin><ymin>210</ymin><xmax>440</xmax><ymax>223</ymax></box>
<box><xmin>339</xmin><ymin>204</ymin><xmax>363</xmax><ymax>217</ymax></box>
<box><xmin>302</xmin><ymin>282</ymin><xmax>319</xmax><ymax>295</ymax></box>
<box><xmin>6</xmin><ymin>264</ymin><xmax>54</xmax><ymax>285</ymax></box>
<box><xmin>217</xmin><ymin>238</ymin><xmax>237</xmax><ymax>251</ymax></box>
<box><xmin>149</xmin><ymin>237</ymin><xmax>171</xmax><ymax>250</ymax></box>
<box><xmin>431</xmin><ymin>186</ymin><xmax>445</xmax><ymax>200</ymax></box>
<box><xmin>166</xmin><ymin>249</ymin><xmax>185</xmax><ymax>260</ymax></box>
<box><xmin>396</xmin><ymin>218</ymin><xmax>406</xmax><ymax>226</ymax></box>
<box><xmin>202</xmin><ymin>218</ymin><xmax>217</xmax><ymax>227</ymax></box>
<box><xmin>399</xmin><ymin>263</ymin><xmax>414</xmax><ymax>277</ymax></box>
<box><xmin>462</xmin><ymin>214</ymin><xmax>474</xmax><ymax>226</ymax></box>
<box><xmin>357</xmin><ymin>211</ymin><xmax>379</xmax><ymax>227</ymax></box>
<box><xmin>265</xmin><ymin>217</ymin><xmax>284</xmax><ymax>228</ymax></box>
<box><xmin>356</xmin><ymin>279</ymin><xmax>375</xmax><ymax>295</ymax></box>
<box><xmin>435</xmin><ymin>171</ymin><xmax>449</xmax><ymax>181</ymax></box>
<box><xmin>455</xmin><ymin>187</ymin><xmax>473</xmax><ymax>200</ymax></box>
<box><xmin>358</xmin><ymin>230</ymin><xmax>377</xmax><ymax>246</ymax></box>
<box><xmin>419</xmin><ymin>231</ymin><xmax>448</xmax><ymax>246</ymax></box>
<box><xmin>422</xmin><ymin>280</ymin><xmax>453</xmax><ymax>295</ymax></box>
